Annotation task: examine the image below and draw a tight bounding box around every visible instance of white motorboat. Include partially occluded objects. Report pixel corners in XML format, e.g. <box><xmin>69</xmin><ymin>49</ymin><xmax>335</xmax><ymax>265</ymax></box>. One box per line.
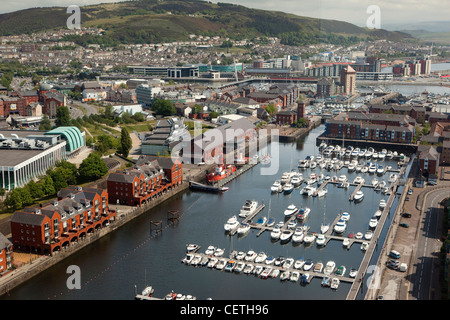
<box><xmin>342</xmin><ymin>238</ymin><xmax>350</xmax><ymax>248</ymax></box>
<box><xmin>255</xmin><ymin>217</ymin><xmax>267</xmax><ymax>226</ymax></box>
<box><xmin>224</xmin><ymin>215</ymin><xmax>239</xmax><ymax>232</ymax></box>
<box><xmin>290</xmin><ymin>271</ymin><xmax>300</xmax><ymax>282</ymax></box>
<box><xmin>270</xmin><ymin>180</ymin><xmax>282</xmax><ymax>193</ymax></box>
<box><xmin>364</xmin><ymin>230</ymin><xmax>373</xmax><ymax>240</ymax></box>
<box><xmin>349</xmin><ymin>268</ymin><xmax>358</xmax><ymax>278</ymax></box>
<box><xmin>283</xmin><ymin>183</ymin><xmax>294</xmax><ymax>194</ymax></box>
<box><xmin>371</xmin><ymin>178</ymin><xmax>379</xmax><ymax>187</ymax></box>
<box><xmin>355</xmin><ymin>232</ymin><xmax>363</xmax><ymax>239</ymax></box>
<box><xmin>389</xmin><ymin>173</ymin><xmax>398</xmax><ymax>183</ymax></box>
<box><xmin>270</xmin><ymin>227</ymin><xmax>281</xmax><ymax>240</ymax></box>
<box><xmin>361</xmin><ymin>242</ymin><xmax>369</xmax><ymax>251</ymax></box>
<box><xmin>353</xmin><ymin>176</ymin><xmax>364</xmax><ymax>184</ymax></box>
<box><xmin>186</xmin><ymin>244</ymin><xmax>200</xmax><ymax>253</ymax></box>
<box><xmin>347</xmin><ymin>163</ymin><xmax>355</xmax><ymax>172</ymax></box>
<box><xmin>237</xmin><ymin>223</ymin><xmax>251</xmax><ymax>235</ymax></box>
<box><xmin>283</xmin><ymin>258</ymin><xmax>294</xmax><ymax>269</ymax></box>
<box><xmin>290</xmin><ymin>175</ymin><xmax>302</xmax><ymax>187</ymax></box>
<box><xmin>253</xmin><ymin>265</ymin><xmax>264</xmax><ymax>276</ymax></box>
<box><xmin>369</xmin><ymin>217</ymin><xmax>378</xmax><ymax>229</ymax></box>
<box><xmin>280</xmin><ymin>172</ymin><xmax>291</xmax><ymax>184</ymax></box>
<box><xmin>316</xmin><ymin>234</ymin><xmax>326</xmax><ymax>246</ymax></box>
<box><xmin>309</xmin><ymin>161</ymin><xmax>317</xmax><ymax>169</ymax></box>
<box><xmin>386</xmin><ymin>150</ymin><xmax>393</xmax><ymax>159</ymax></box>
<box><xmin>207</xmin><ymin>257</ymin><xmax>218</xmax><ymax>268</ymax></box>
<box><xmin>265</xmin><ymin>256</ymin><xmax>275</xmax><ymax>265</ymax></box>
<box><xmin>215</xmin><ymin>258</ymin><xmax>227</xmax><ymax>270</ymax></box>
<box><xmin>379</xmin><ymin>199</ymin><xmax>386</xmax><ymax>209</ymax></box>
<box><xmin>374</xmin><ymin>209</ymin><xmax>382</xmax><ymax>219</ymax></box>
<box><xmin>204</xmin><ymin>245</ymin><xmax>215</xmax><ymax>255</ymax></box>
<box><xmin>244</xmin><ymin>250</ymin><xmax>257</xmax><ymax>262</ymax></box>
<box><xmin>280</xmin><ymin>271</ymin><xmax>290</xmax><ymax>281</ymax></box>
<box><xmin>239</xmin><ymin>200</ymin><xmax>258</xmax><ymax>218</ymax></box>
<box><xmin>338</xmin><ymin>175</ymin><xmax>347</xmax><ymax>183</ymax></box>
<box><xmin>341</xmin><ymin>211</ymin><xmax>350</xmax><ymax>221</ymax></box>
<box><xmin>297</xmin><ymin>207</ymin><xmax>311</xmax><ymax>220</ymax></box>
<box><xmin>368</xmin><ymin>163</ymin><xmax>377</xmax><ymax>174</ymax></box>
<box><xmin>234</xmin><ymin>261</ymin><xmax>245</xmax><ymax>273</ymax></box>
<box><xmin>303</xmin><ymin>232</ymin><xmax>315</xmax><ymax>244</ymax></box>
<box><xmin>255</xmin><ymin>252</ymin><xmax>267</xmax><ymax>264</ymax></box>
<box><xmin>324</xmin><ymin>261</ymin><xmax>336</xmax><ymax>275</ymax></box>
<box><xmin>294</xmin><ymin>258</ymin><xmax>305</xmax><ymax>270</ymax></box>
<box><xmin>331</xmin><ymin>278</ymin><xmax>340</xmax><ymax>290</ymax></box>
<box><xmin>182</xmin><ymin>254</ymin><xmax>194</xmax><ymax>264</ymax></box>
<box><xmin>292</xmin><ymin>227</ymin><xmax>305</xmax><ymax>243</ymax></box>
<box><xmin>224</xmin><ymin>259</ymin><xmax>236</xmax><ymax>272</ymax></box>
<box><xmin>243</xmin><ymin>263</ymin><xmax>254</xmax><ymax>274</ymax></box>
<box><xmin>274</xmin><ymin>256</ymin><xmax>285</xmax><ymax>267</ymax></box>
<box><xmin>376</xmin><ymin>165</ymin><xmax>384</xmax><ymax>175</ymax></box>
<box><xmin>213</xmin><ymin>248</ymin><xmax>224</xmax><ymax>257</ymax></box>
<box><xmin>361</xmin><ymin>166</ymin><xmax>369</xmax><ymax>173</ymax></box>
<box><xmin>298</xmin><ymin>159</ymin><xmax>309</xmax><ymax>169</ymax></box>
<box><xmin>321</xmin><ymin>276</ymin><xmax>331</xmax><ymax>287</ymax></box>
<box><xmin>235</xmin><ymin>251</ymin><xmax>246</xmax><ymax>260</ymax></box>
<box><xmin>280</xmin><ymin>229</ymin><xmax>294</xmax><ymax>242</ymax></box>
<box><xmin>303</xmin><ymin>259</ymin><xmax>314</xmax><ymax>271</ymax></box>
<box><xmin>334</xmin><ymin>219</ymin><xmax>347</xmax><ymax>234</ymax></box>
<box><xmin>353</xmin><ymin>191</ymin><xmax>364</xmax><ymax>202</ymax></box>
<box><xmin>287</xmin><ymin>220</ymin><xmax>297</xmax><ymax>230</ymax></box>
<box><xmin>316</xmin><ymin>188</ymin><xmax>328</xmax><ymax>197</ymax></box>
<box><xmin>283</xmin><ymin>204</ymin><xmax>299</xmax><ymax>217</ymax></box>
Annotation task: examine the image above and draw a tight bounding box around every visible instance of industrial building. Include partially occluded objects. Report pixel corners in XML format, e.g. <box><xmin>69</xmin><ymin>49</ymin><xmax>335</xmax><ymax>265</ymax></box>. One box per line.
<box><xmin>0</xmin><ymin>127</ymin><xmax>85</xmax><ymax>190</ymax></box>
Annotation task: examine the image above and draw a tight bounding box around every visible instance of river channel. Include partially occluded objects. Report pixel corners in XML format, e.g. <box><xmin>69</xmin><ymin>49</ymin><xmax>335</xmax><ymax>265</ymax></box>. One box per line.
<box><xmin>1</xmin><ymin>124</ymin><xmax>413</xmax><ymax>300</ymax></box>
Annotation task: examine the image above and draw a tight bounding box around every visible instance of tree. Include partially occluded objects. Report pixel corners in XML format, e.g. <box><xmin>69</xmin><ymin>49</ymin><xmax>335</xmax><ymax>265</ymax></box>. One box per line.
<box><xmin>152</xmin><ymin>99</ymin><xmax>176</xmax><ymax>116</ymax></box>
<box><xmin>78</xmin><ymin>153</ymin><xmax>108</xmax><ymax>182</ymax></box>
<box><xmin>265</xmin><ymin>104</ymin><xmax>277</xmax><ymax>116</ymax></box>
<box><xmin>55</xmin><ymin>106</ymin><xmax>71</xmax><ymax>127</ymax></box>
<box><xmin>39</xmin><ymin>115</ymin><xmax>52</xmax><ymax>131</ymax></box>
<box><xmin>120</xmin><ymin>127</ymin><xmax>132</xmax><ymax>158</ymax></box>
<box><xmin>42</xmin><ymin>175</ymin><xmax>56</xmax><ymax>196</ymax></box>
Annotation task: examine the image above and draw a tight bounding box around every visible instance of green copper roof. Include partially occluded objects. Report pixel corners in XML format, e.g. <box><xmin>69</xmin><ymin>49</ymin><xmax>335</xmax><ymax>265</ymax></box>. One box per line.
<box><xmin>44</xmin><ymin>126</ymin><xmax>84</xmax><ymax>153</ymax></box>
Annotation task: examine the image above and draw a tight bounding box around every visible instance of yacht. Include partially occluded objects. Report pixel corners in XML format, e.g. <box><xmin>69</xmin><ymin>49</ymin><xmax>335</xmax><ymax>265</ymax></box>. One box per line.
<box><xmin>334</xmin><ymin>219</ymin><xmax>347</xmax><ymax>234</ymax></box>
<box><xmin>239</xmin><ymin>200</ymin><xmax>258</xmax><ymax>218</ymax></box>
<box><xmin>361</xmin><ymin>165</ymin><xmax>369</xmax><ymax>173</ymax></box>
<box><xmin>316</xmin><ymin>188</ymin><xmax>328</xmax><ymax>197</ymax></box>
<box><xmin>369</xmin><ymin>163</ymin><xmax>377</xmax><ymax>174</ymax></box>
<box><xmin>204</xmin><ymin>245</ymin><xmax>215</xmax><ymax>255</ymax></box>
<box><xmin>283</xmin><ymin>258</ymin><xmax>294</xmax><ymax>269</ymax></box>
<box><xmin>224</xmin><ymin>215</ymin><xmax>239</xmax><ymax>232</ymax></box>
<box><xmin>309</xmin><ymin>161</ymin><xmax>317</xmax><ymax>169</ymax></box>
<box><xmin>347</xmin><ymin>163</ymin><xmax>356</xmax><ymax>172</ymax></box>
<box><xmin>371</xmin><ymin>178</ymin><xmax>379</xmax><ymax>187</ymax></box>
<box><xmin>353</xmin><ymin>191</ymin><xmax>364</xmax><ymax>202</ymax></box>
<box><xmin>338</xmin><ymin>175</ymin><xmax>347</xmax><ymax>183</ymax></box>
<box><xmin>361</xmin><ymin>242</ymin><xmax>369</xmax><ymax>251</ymax></box>
<box><xmin>283</xmin><ymin>204</ymin><xmax>299</xmax><ymax>217</ymax></box>
<box><xmin>379</xmin><ymin>199</ymin><xmax>387</xmax><ymax>209</ymax></box>
<box><xmin>280</xmin><ymin>172</ymin><xmax>291</xmax><ymax>184</ymax></box>
<box><xmin>280</xmin><ymin>271</ymin><xmax>290</xmax><ymax>281</ymax></box>
<box><xmin>349</xmin><ymin>268</ymin><xmax>358</xmax><ymax>278</ymax></box>
<box><xmin>297</xmin><ymin>207</ymin><xmax>311</xmax><ymax>220</ymax></box>
<box><xmin>290</xmin><ymin>271</ymin><xmax>300</xmax><ymax>282</ymax></box>
<box><xmin>324</xmin><ymin>261</ymin><xmax>336</xmax><ymax>275</ymax></box>
<box><xmin>374</xmin><ymin>209</ymin><xmax>382</xmax><ymax>219</ymax></box>
<box><xmin>270</xmin><ymin>227</ymin><xmax>281</xmax><ymax>240</ymax></box>
<box><xmin>287</xmin><ymin>220</ymin><xmax>297</xmax><ymax>230</ymax></box>
<box><xmin>342</xmin><ymin>238</ymin><xmax>350</xmax><ymax>249</ymax></box>
<box><xmin>386</xmin><ymin>150</ymin><xmax>393</xmax><ymax>159</ymax></box>
<box><xmin>316</xmin><ymin>234</ymin><xmax>326</xmax><ymax>246</ymax></box>
<box><xmin>389</xmin><ymin>173</ymin><xmax>398</xmax><ymax>183</ymax></box>
<box><xmin>270</xmin><ymin>180</ymin><xmax>282</xmax><ymax>193</ymax></box>
<box><xmin>244</xmin><ymin>250</ymin><xmax>257</xmax><ymax>262</ymax></box>
<box><xmin>265</xmin><ymin>256</ymin><xmax>275</xmax><ymax>265</ymax></box>
<box><xmin>243</xmin><ymin>264</ymin><xmax>254</xmax><ymax>275</ymax></box>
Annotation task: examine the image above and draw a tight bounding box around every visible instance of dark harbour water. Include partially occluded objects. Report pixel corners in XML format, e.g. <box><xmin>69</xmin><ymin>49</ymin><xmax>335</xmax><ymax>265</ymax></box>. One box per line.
<box><xmin>2</xmin><ymin>124</ymin><xmax>411</xmax><ymax>301</ymax></box>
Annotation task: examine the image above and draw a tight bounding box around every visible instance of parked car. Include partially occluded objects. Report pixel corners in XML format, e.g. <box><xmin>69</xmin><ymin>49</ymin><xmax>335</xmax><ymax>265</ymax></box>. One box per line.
<box><xmin>386</xmin><ymin>259</ymin><xmax>399</xmax><ymax>270</ymax></box>
<box><xmin>402</xmin><ymin>212</ymin><xmax>411</xmax><ymax>218</ymax></box>
<box><xmin>407</xmin><ymin>188</ymin><xmax>413</xmax><ymax>195</ymax></box>
<box><xmin>399</xmin><ymin>223</ymin><xmax>409</xmax><ymax>228</ymax></box>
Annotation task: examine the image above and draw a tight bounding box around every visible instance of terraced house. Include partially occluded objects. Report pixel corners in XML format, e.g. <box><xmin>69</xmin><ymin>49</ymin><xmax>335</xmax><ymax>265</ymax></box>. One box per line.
<box><xmin>10</xmin><ymin>186</ymin><xmax>116</xmax><ymax>256</ymax></box>
<box><xmin>107</xmin><ymin>156</ymin><xmax>183</xmax><ymax>206</ymax></box>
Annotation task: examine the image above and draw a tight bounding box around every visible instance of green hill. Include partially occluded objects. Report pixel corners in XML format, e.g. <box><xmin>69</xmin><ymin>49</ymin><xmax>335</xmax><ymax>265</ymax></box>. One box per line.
<box><xmin>0</xmin><ymin>0</ymin><xmax>413</xmax><ymax>45</ymax></box>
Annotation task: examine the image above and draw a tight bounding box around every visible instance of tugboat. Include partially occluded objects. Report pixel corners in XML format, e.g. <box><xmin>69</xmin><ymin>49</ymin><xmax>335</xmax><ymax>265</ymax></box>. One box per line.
<box><xmin>206</xmin><ymin>164</ymin><xmax>236</xmax><ymax>183</ymax></box>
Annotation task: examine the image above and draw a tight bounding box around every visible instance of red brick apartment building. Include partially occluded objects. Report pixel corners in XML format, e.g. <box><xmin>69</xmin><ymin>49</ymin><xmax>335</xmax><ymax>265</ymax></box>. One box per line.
<box><xmin>10</xmin><ymin>186</ymin><xmax>116</xmax><ymax>256</ymax></box>
<box><xmin>0</xmin><ymin>233</ymin><xmax>13</xmax><ymax>274</ymax></box>
<box><xmin>107</xmin><ymin>156</ymin><xmax>183</xmax><ymax>206</ymax></box>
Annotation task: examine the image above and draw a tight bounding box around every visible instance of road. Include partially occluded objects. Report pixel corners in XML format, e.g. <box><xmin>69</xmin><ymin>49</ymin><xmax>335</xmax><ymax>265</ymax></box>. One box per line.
<box><xmin>68</xmin><ymin>100</ymin><xmax>100</xmax><ymax>119</ymax></box>
<box><xmin>408</xmin><ymin>187</ymin><xmax>447</xmax><ymax>300</ymax></box>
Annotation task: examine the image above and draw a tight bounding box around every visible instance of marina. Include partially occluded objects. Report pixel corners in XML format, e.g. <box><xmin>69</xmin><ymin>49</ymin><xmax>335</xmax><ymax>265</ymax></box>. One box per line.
<box><xmin>0</xmin><ymin>124</ymin><xmax>412</xmax><ymax>300</ymax></box>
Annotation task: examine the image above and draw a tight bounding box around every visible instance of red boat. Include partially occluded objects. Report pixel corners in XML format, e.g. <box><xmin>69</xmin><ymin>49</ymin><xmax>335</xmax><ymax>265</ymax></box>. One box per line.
<box><xmin>206</xmin><ymin>164</ymin><xmax>236</xmax><ymax>183</ymax></box>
